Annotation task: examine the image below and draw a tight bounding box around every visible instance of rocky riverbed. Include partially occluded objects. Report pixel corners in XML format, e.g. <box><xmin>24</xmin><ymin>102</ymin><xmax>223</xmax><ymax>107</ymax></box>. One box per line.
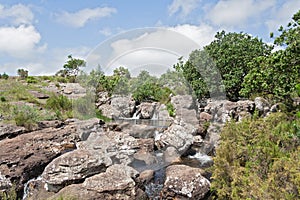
<box><xmin>0</xmin><ymin>94</ymin><xmax>282</xmax><ymax>200</ymax></box>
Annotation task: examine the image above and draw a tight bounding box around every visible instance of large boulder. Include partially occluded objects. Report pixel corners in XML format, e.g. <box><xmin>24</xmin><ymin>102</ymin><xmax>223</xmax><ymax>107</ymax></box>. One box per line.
<box><xmin>156</xmin><ymin>121</ymin><xmax>195</xmax><ymax>153</ymax></box>
<box><xmin>0</xmin><ymin>124</ymin><xmax>79</xmax><ymax>195</ymax></box>
<box><xmin>139</xmin><ymin>102</ymin><xmax>157</xmax><ymax>119</ymax></box>
<box><xmin>110</xmin><ymin>95</ymin><xmax>136</xmax><ymax>118</ymax></box>
<box><xmin>160</xmin><ymin>165</ymin><xmax>210</xmax><ymax>200</ymax></box>
<box><xmin>171</xmin><ymin>95</ymin><xmax>196</xmax><ymax>110</ymax></box>
<box><xmin>42</xmin><ymin>149</ymin><xmax>110</xmax><ymax>192</ymax></box>
<box><xmin>48</xmin><ymin>164</ymin><xmax>147</xmax><ymax>200</ymax></box>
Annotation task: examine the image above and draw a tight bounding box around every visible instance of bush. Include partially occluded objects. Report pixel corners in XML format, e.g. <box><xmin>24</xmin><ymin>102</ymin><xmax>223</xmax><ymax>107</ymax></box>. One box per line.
<box><xmin>0</xmin><ymin>73</ymin><xmax>9</xmax><ymax>80</ymax></box>
<box><xmin>13</xmin><ymin>105</ymin><xmax>40</xmax><ymax>130</ymax></box>
<box><xmin>166</xmin><ymin>102</ymin><xmax>175</xmax><ymax>117</ymax></box>
<box><xmin>211</xmin><ymin>113</ymin><xmax>300</xmax><ymax>199</ymax></box>
<box><xmin>0</xmin><ymin>96</ymin><xmax>6</xmax><ymax>102</ymax></box>
<box><xmin>45</xmin><ymin>94</ymin><xmax>72</xmax><ymax>119</ymax></box>
<box><xmin>26</xmin><ymin>76</ymin><xmax>38</xmax><ymax>84</ymax></box>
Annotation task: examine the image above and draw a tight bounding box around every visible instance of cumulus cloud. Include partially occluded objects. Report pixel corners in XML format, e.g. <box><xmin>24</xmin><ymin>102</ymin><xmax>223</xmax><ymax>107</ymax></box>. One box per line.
<box><xmin>0</xmin><ymin>3</ymin><xmax>34</xmax><ymax>25</ymax></box>
<box><xmin>56</xmin><ymin>7</ymin><xmax>117</xmax><ymax>28</ymax></box>
<box><xmin>0</xmin><ymin>25</ymin><xmax>44</xmax><ymax>58</ymax></box>
<box><xmin>168</xmin><ymin>0</ymin><xmax>200</xmax><ymax>18</ymax></box>
<box><xmin>265</xmin><ymin>0</ymin><xmax>300</xmax><ymax>32</ymax></box>
<box><xmin>207</xmin><ymin>0</ymin><xmax>276</xmax><ymax>27</ymax></box>
<box><xmin>86</xmin><ymin>24</ymin><xmax>216</xmax><ymax>76</ymax></box>
<box><xmin>99</xmin><ymin>27</ymin><xmax>112</xmax><ymax>36</ymax></box>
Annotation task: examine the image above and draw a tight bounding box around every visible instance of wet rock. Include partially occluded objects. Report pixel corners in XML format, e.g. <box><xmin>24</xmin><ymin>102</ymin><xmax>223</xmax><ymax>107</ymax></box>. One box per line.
<box><xmin>136</xmin><ymin>170</ymin><xmax>154</xmax><ymax>187</ymax></box>
<box><xmin>163</xmin><ymin>146</ymin><xmax>181</xmax><ymax>164</ymax></box>
<box><xmin>0</xmin><ymin>123</ymin><xmax>26</xmax><ymax>140</ymax></box>
<box><xmin>161</xmin><ymin>165</ymin><xmax>210</xmax><ymax>200</ymax></box>
<box><xmin>42</xmin><ymin>149</ymin><xmax>109</xmax><ymax>192</ymax></box>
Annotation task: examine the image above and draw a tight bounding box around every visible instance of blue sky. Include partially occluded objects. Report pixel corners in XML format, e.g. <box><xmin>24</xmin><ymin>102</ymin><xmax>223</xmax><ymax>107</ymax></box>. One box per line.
<box><xmin>0</xmin><ymin>0</ymin><xmax>299</xmax><ymax>76</ymax></box>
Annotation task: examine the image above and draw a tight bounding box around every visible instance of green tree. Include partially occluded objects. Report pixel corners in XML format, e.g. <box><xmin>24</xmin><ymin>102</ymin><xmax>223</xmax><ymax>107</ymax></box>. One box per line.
<box><xmin>175</xmin><ymin>32</ymin><xmax>272</xmax><ymax>100</ymax></box>
<box><xmin>17</xmin><ymin>68</ymin><xmax>28</xmax><ymax>79</ymax></box>
<box><xmin>62</xmin><ymin>55</ymin><xmax>86</xmax><ymax>77</ymax></box>
<box><xmin>241</xmin><ymin>10</ymin><xmax>300</xmax><ymax>102</ymax></box>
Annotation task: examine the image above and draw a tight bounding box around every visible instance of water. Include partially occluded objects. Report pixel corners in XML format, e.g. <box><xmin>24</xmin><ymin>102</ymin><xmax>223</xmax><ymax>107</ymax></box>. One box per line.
<box><xmin>113</xmin><ymin>118</ymin><xmax>172</xmax><ymax>128</ymax></box>
<box><xmin>22</xmin><ymin>176</ymin><xmax>42</xmax><ymax>200</ymax></box>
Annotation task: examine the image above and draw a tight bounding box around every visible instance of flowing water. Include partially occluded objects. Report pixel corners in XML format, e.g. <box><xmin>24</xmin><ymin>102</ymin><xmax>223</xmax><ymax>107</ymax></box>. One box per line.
<box><xmin>22</xmin><ymin>176</ymin><xmax>42</xmax><ymax>200</ymax></box>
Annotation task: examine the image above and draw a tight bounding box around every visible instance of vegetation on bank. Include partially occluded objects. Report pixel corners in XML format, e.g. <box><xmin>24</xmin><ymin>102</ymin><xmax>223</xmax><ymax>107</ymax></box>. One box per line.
<box><xmin>211</xmin><ymin>112</ymin><xmax>300</xmax><ymax>199</ymax></box>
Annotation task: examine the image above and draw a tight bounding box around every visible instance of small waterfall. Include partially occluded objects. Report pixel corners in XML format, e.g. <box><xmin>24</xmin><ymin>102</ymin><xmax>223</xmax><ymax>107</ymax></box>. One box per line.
<box><xmin>22</xmin><ymin>176</ymin><xmax>42</xmax><ymax>200</ymax></box>
<box><xmin>132</xmin><ymin>110</ymin><xmax>140</xmax><ymax>119</ymax></box>
<box><xmin>151</xmin><ymin>110</ymin><xmax>159</xmax><ymax>120</ymax></box>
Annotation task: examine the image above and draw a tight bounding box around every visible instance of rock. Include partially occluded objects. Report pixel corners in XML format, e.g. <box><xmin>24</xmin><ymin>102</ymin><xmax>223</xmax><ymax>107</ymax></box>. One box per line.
<box><xmin>37</xmin><ymin>120</ymin><xmax>64</xmax><ymax>129</ymax></box>
<box><xmin>176</xmin><ymin>108</ymin><xmax>198</xmax><ymax>125</ymax></box>
<box><xmin>98</xmin><ymin>104</ymin><xmax>117</xmax><ymax>118</ymax></box>
<box><xmin>42</xmin><ymin>149</ymin><xmax>109</xmax><ymax>192</ymax></box>
<box><xmin>254</xmin><ymin>97</ymin><xmax>269</xmax><ymax>115</ymax></box>
<box><xmin>60</xmin><ymin>83</ymin><xmax>86</xmax><ymax>99</ymax></box>
<box><xmin>0</xmin><ymin>172</ymin><xmax>11</xmax><ymax>190</ymax></box>
<box><xmin>48</xmin><ymin>164</ymin><xmax>146</xmax><ymax>200</ymax></box>
<box><xmin>96</xmin><ymin>91</ymin><xmax>110</xmax><ymax>107</ymax></box>
<box><xmin>156</xmin><ymin>104</ymin><xmax>174</xmax><ymax>120</ymax></box>
<box><xmin>157</xmin><ymin>121</ymin><xmax>195</xmax><ymax>153</ymax></box>
<box><xmin>199</xmin><ymin>112</ymin><xmax>212</xmax><ymax>122</ymax></box>
<box><xmin>28</xmin><ymin>90</ymin><xmax>49</xmax><ymax>99</ymax></box>
<box><xmin>133</xmin><ymin>150</ymin><xmax>157</xmax><ymax>165</ymax></box>
<box><xmin>139</xmin><ymin>102</ymin><xmax>156</xmax><ymax>119</ymax></box>
<box><xmin>160</xmin><ymin>165</ymin><xmax>210</xmax><ymax>200</ymax></box>
<box><xmin>163</xmin><ymin>146</ymin><xmax>181</xmax><ymax>163</ymax></box>
<box><xmin>0</xmin><ymin>123</ymin><xmax>26</xmax><ymax>140</ymax></box>
<box><xmin>110</xmin><ymin>95</ymin><xmax>136</xmax><ymax>118</ymax></box>
<box><xmin>0</xmin><ymin>124</ymin><xmax>78</xmax><ymax>195</ymax></box>
<box><xmin>171</xmin><ymin>95</ymin><xmax>196</xmax><ymax>110</ymax></box>
<box><xmin>136</xmin><ymin>170</ymin><xmax>154</xmax><ymax>187</ymax></box>
<box><xmin>123</xmin><ymin>124</ymin><xmax>157</xmax><ymax>139</ymax></box>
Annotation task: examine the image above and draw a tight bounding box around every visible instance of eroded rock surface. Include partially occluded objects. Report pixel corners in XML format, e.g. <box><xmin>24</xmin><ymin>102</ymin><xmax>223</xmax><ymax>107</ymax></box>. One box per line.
<box><xmin>160</xmin><ymin>165</ymin><xmax>210</xmax><ymax>200</ymax></box>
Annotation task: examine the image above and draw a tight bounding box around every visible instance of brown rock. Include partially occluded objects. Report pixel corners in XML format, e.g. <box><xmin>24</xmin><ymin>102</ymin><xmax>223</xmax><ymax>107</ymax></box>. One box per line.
<box><xmin>0</xmin><ymin>124</ymin><xmax>78</xmax><ymax>195</ymax></box>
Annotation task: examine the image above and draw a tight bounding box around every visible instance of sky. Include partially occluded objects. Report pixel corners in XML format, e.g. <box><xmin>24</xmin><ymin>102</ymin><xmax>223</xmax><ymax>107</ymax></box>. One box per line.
<box><xmin>0</xmin><ymin>0</ymin><xmax>299</xmax><ymax>76</ymax></box>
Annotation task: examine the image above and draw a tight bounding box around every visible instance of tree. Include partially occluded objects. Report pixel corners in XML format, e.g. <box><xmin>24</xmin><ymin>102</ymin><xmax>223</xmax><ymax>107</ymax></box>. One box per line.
<box><xmin>175</xmin><ymin>31</ymin><xmax>272</xmax><ymax>100</ymax></box>
<box><xmin>62</xmin><ymin>55</ymin><xmax>86</xmax><ymax>77</ymax></box>
<box><xmin>17</xmin><ymin>69</ymin><xmax>28</xmax><ymax>79</ymax></box>
<box><xmin>240</xmin><ymin>10</ymin><xmax>300</xmax><ymax>102</ymax></box>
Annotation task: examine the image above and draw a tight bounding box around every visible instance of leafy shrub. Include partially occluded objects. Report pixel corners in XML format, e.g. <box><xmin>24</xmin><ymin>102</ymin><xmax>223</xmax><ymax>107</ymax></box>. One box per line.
<box><xmin>26</xmin><ymin>76</ymin><xmax>38</xmax><ymax>84</ymax></box>
<box><xmin>166</xmin><ymin>102</ymin><xmax>175</xmax><ymax>117</ymax></box>
<box><xmin>211</xmin><ymin>112</ymin><xmax>300</xmax><ymax>199</ymax></box>
<box><xmin>0</xmin><ymin>96</ymin><xmax>6</xmax><ymax>102</ymax></box>
<box><xmin>13</xmin><ymin>105</ymin><xmax>40</xmax><ymax>130</ymax></box>
<box><xmin>45</xmin><ymin>94</ymin><xmax>72</xmax><ymax>119</ymax></box>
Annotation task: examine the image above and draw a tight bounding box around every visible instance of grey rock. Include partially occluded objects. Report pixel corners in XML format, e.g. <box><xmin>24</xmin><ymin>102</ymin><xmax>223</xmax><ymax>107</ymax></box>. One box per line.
<box><xmin>139</xmin><ymin>102</ymin><xmax>156</xmax><ymax>119</ymax></box>
<box><xmin>111</xmin><ymin>95</ymin><xmax>136</xmax><ymax>118</ymax></box>
<box><xmin>171</xmin><ymin>95</ymin><xmax>196</xmax><ymax>110</ymax></box>
<box><xmin>0</xmin><ymin>123</ymin><xmax>26</xmax><ymax>140</ymax></box>
<box><xmin>42</xmin><ymin>149</ymin><xmax>109</xmax><ymax>192</ymax></box>
<box><xmin>161</xmin><ymin>165</ymin><xmax>210</xmax><ymax>200</ymax></box>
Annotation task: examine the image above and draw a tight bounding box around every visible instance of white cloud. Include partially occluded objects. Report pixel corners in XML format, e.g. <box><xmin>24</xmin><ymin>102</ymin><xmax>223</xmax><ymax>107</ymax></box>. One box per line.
<box><xmin>0</xmin><ymin>4</ymin><xmax>34</xmax><ymax>25</ymax></box>
<box><xmin>99</xmin><ymin>27</ymin><xmax>112</xmax><ymax>36</ymax></box>
<box><xmin>56</xmin><ymin>7</ymin><xmax>117</xmax><ymax>28</ymax></box>
<box><xmin>168</xmin><ymin>24</ymin><xmax>216</xmax><ymax>47</ymax></box>
<box><xmin>168</xmin><ymin>0</ymin><xmax>200</xmax><ymax>18</ymax></box>
<box><xmin>87</xmin><ymin>25</ymin><xmax>216</xmax><ymax>76</ymax></box>
<box><xmin>207</xmin><ymin>0</ymin><xmax>276</xmax><ymax>27</ymax></box>
<box><xmin>265</xmin><ymin>0</ymin><xmax>300</xmax><ymax>32</ymax></box>
<box><xmin>0</xmin><ymin>25</ymin><xmax>43</xmax><ymax>58</ymax></box>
